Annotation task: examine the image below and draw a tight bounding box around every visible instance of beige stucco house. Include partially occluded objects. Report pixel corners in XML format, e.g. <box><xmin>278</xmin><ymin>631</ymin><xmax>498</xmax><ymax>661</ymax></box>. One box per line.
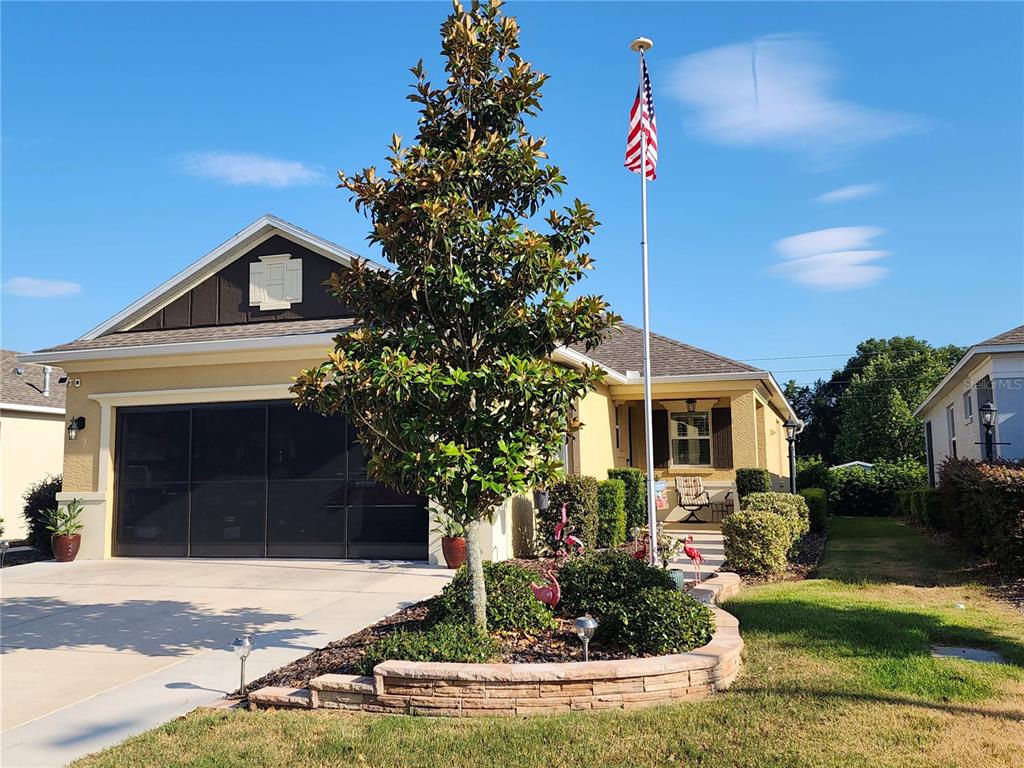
<box><xmin>1</xmin><ymin>350</ymin><xmax>66</xmax><ymax>539</ymax></box>
<box><xmin>915</xmin><ymin>323</ymin><xmax>1024</xmax><ymax>484</ymax></box>
<box><xmin>21</xmin><ymin>215</ymin><xmax>794</xmax><ymax>563</ymax></box>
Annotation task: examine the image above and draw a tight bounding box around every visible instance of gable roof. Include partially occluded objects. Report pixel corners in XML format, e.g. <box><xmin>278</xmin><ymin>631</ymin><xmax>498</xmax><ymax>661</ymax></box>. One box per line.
<box><xmin>80</xmin><ymin>214</ymin><xmax>383</xmax><ymax>341</ymax></box>
<box><xmin>1</xmin><ymin>349</ymin><xmax>66</xmax><ymax>413</ymax></box>
<box><xmin>573</xmin><ymin>324</ymin><xmax>759</xmax><ymax>378</ymax></box>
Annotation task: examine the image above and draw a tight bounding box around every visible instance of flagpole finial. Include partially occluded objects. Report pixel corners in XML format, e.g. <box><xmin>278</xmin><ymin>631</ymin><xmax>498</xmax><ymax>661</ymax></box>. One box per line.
<box><xmin>630</xmin><ymin>37</ymin><xmax>653</xmax><ymax>53</ymax></box>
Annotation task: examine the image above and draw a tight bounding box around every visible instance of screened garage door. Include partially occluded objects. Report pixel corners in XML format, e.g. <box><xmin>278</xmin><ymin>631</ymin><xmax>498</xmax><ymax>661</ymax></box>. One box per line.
<box><xmin>113</xmin><ymin>401</ymin><xmax>428</xmax><ymax>559</ymax></box>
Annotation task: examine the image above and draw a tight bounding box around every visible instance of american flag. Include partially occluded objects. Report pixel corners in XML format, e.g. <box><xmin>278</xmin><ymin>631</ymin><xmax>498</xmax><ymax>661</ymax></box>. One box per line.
<box><xmin>625</xmin><ymin>56</ymin><xmax>658</xmax><ymax>180</ymax></box>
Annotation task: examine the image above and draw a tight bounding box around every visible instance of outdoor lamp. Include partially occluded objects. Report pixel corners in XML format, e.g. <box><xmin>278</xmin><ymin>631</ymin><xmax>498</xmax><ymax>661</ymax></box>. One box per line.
<box><xmin>231</xmin><ymin>635</ymin><xmax>254</xmax><ymax>695</ymax></box>
<box><xmin>66</xmin><ymin>416</ymin><xmax>85</xmax><ymax>441</ymax></box>
<box><xmin>784</xmin><ymin>417</ymin><xmax>800</xmax><ymax>441</ymax></box>
<box><xmin>686</xmin><ymin>398</ymin><xmax>697</xmax><ymax>413</ymax></box>
<box><xmin>574</xmin><ymin>616</ymin><xmax>598</xmax><ymax>661</ymax></box>
<box><xmin>980</xmin><ymin>401</ymin><xmax>997</xmax><ymax>428</ymax></box>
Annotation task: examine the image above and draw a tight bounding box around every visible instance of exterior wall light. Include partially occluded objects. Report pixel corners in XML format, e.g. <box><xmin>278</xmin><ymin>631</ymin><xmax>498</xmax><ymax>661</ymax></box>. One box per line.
<box><xmin>66</xmin><ymin>416</ymin><xmax>86</xmax><ymax>441</ymax></box>
<box><xmin>232</xmin><ymin>634</ymin><xmax>254</xmax><ymax>695</ymax></box>
<box><xmin>574</xmin><ymin>616</ymin><xmax>598</xmax><ymax>661</ymax></box>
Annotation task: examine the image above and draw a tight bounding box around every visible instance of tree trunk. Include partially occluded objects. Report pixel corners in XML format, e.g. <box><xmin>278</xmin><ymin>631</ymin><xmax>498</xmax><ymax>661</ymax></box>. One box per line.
<box><xmin>463</xmin><ymin>518</ymin><xmax>487</xmax><ymax>629</ymax></box>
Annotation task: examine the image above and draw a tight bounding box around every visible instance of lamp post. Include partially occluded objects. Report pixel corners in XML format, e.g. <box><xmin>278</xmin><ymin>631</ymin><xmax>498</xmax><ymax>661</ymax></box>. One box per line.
<box><xmin>231</xmin><ymin>635</ymin><xmax>254</xmax><ymax>696</ymax></box>
<box><xmin>979</xmin><ymin>401</ymin><xmax>997</xmax><ymax>461</ymax></box>
<box><xmin>574</xmin><ymin>616</ymin><xmax>598</xmax><ymax>661</ymax></box>
<box><xmin>784</xmin><ymin>417</ymin><xmax>801</xmax><ymax>493</ymax></box>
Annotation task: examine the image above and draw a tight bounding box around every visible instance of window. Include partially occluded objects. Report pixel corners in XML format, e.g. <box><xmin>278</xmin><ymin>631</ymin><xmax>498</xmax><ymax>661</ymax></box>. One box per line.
<box><xmin>670</xmin><ymin>410</ymin><xmax>712</xmax><ymax>466</ymax></box>
<box><xmin>962</xmin><ymin>390</ymin><xmax>973</xmax><ymax>421</ymax></box>
<box><xmin>250</xmin><ymin>254</ymin><xmax>302</xmax><ymax>311</ymax></box>
<box><xmin>946</xmin><ymin>404</ymin><xmax>957</xmax><ymax>458</ymax></box>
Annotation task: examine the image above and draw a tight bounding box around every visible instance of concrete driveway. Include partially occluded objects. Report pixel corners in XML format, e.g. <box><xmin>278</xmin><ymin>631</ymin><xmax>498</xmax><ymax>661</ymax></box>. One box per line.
<box><xmin>1</xmin><ymin>557</ymin><xmax>451</xmax><ymax>767</ymax></box>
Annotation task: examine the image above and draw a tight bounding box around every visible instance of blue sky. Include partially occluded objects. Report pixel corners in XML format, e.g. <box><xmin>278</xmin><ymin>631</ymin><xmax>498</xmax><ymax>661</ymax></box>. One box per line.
<box><xmin>3</xmin><ymin>1</ymin><xmax>1021</xmax><ymax>386</ymax></box>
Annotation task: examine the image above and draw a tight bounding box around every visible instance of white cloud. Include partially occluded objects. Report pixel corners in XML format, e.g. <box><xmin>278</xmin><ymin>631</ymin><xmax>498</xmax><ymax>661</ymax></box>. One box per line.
<box><xmin>669</xmin><ymin>36</ymin><xmax>917</xmax><ymax>156</ymax></box>
<box><xmin>3</xmin><ymin>277</ymin><xmax>82</xmax><ymax>298</ymax></box>
<box><xmin>771</xmin><ymin>226</ymin><xmax>889</xmax><ymax>290</ymax></box>
<box><xmin>180</xmin><ymin>152</ymin><xmax>322</xmax><ymax>187</ymax></box>
<box><xmin>816</xmin><ymin>183</ymin><xmax>881</xmax><ymax>204</ymax></box>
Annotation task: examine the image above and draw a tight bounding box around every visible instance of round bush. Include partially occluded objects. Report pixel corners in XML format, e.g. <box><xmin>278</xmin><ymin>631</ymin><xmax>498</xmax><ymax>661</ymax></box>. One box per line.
<box><xmin>355</xmin><ymin>622</ymin><xmax>498</xmax><ymax>675</ymax></box>
<box><xmin>741</xmin><ymin>491</ymin><xmax>810</xmax><ymax>545</ymax></box>
<box><xmin>427</xmin><ymin>561</ymin><xmax>556</xmax><ymax>633</ymax></box>
<box><xmin>557</xmin><ymin>548</ymin><xmax>674</xmax><ymax>617</ymax></box>
<box><xmin>22</xmin><ymin>474</ymin><xmax>61</xmax><ymax>555</ymax></box>
<box><xmin>601</xmin><ymin>587</ymin><xmax>715</xmax><ymax>656</ymax></box>
<box><xmin>799</xmin><ymin>487</ymin><xmax>828</xmax><ymax>533</ymax></box>
<box><xmin>722</xmin><ymin>510</ymin><xmax>791</xmax><ymax>576</ymax></box>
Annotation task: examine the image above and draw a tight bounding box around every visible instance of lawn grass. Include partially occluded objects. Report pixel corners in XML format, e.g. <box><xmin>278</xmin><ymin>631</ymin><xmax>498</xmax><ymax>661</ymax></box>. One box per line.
<box><xmin>73</xmin><ymin>517</ymin><xmax>1024</xmax><ymax>768</ymax></box>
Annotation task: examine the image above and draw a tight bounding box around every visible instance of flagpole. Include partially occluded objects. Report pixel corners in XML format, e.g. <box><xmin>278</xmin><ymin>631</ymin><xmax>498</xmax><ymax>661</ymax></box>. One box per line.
<box><xmin>630</xmin><ymin>36</ymin><xmax>658</xmax><ymax>566</ymax></box>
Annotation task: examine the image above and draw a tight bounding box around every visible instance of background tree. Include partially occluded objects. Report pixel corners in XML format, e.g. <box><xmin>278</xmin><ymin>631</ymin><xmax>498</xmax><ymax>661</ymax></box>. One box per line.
<box><xmin>788</xmin><ymin>337</ymin><xmax>963</xmax><ymax>463</ymax></box>
<box><xmin>293</xmin><ymin>0</ymin><xmax>617</xmax><ymax>628</ymax></box>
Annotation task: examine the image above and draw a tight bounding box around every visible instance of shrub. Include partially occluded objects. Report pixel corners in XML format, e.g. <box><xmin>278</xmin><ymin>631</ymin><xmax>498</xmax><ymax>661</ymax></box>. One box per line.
<box><xmin>796</xmin><ymin>456</ymin><xmax>830</xmax><ymax>492</ymax></box>
<box><xmin>428</xmin><ymin>561</ymin><xmax>556</xmax><ymax>633</ymax></box>
<box><xmin>735</xmin><ymin>468</ymin><xmax>771</xmax><ymax>500</ymax></box>
<box><xmin>596</xmin><ymin>479</ymin><xmax>626</xmax><ymax>548</ymax></box>
<box><xmin>799</xmin><ymin>487</ymin><xmax>828</xmax><ymax>533</ymax></box>
<box><xmin>741</xmin><ymin>491</ymin><xmax>810</xmax><ymax>546</ymax></box>
<box><xmin>828</xmin><ymin>459</ymin><xmax>926</xmax><ymax>517</ymax></box>
<box><xmin>601</xmin><ymin>588</ymin><xmax>715</xmax><ymax>656</ymax></box>
<box><xmin>355</xmin><ymin>622</ymin><xmax>498</xmax><ymax>675</ymax></box>
<box><xmin>22</xmin><ymin>474</ymin><xmax>61</xmax><ymax>555</ymax></box>
<box><xmin>722</xmin><ymin>510</ymin><xmax>791</xmax><ymax>576</ymax></box>
<box><xmin>558</xmin><ymin>548</ymin><xmax>674</xmax><ymax>617</ymax></box>
<box><xmin>540</xmin><ymin>475</ymin><xmax>599</xmax><ymax>551</ymax></box>
<box><xmin>607</xmin><ymin>467</ymin><xmax>646</xmax><ymax>531</ymax></box>
<box><xmin>896</xmin><ymin>487</ymin><xmax>939</xmax><ymax>529</ymax></box>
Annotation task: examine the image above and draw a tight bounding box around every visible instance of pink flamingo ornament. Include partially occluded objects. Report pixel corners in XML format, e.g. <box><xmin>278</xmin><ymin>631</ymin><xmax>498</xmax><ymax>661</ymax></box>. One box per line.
<box><xmin>553</xmin><ymin>503</ymin><xmax>585</xmax><ymax>555</ymax></box>
<box><xmin>683</xmin><ymin>535</ymin><xmax>704</xmax><ymax>583</ymax></box>
<box><xmin>529</xmin><ymin>570</ymin><xmax>561</xmax><ymax>608</ymax></box>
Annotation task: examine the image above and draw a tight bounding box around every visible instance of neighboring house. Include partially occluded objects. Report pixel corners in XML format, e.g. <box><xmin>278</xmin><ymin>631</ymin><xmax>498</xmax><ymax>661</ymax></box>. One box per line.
<box><xmin>21</xmin><ymin>215</ymin><xmax>794</xmax><ymax>563</ymax></box>
<box><xmin>1</xmin><ymin>350</ymin><xmax>66</xmax><ymax>539</ymax></box>
<box><xmin>915</xmin><ymin>323</ymin><xmax>1024</xmax><ymax>484</ymax></box>
<box><xmin>832</xmin><ymin>461</ymin><xmax>874</xmax><ymax>471</ymax></box>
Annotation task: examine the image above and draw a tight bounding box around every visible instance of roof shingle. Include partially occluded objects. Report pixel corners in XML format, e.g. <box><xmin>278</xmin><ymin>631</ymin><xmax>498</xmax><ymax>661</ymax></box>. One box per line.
<box><xmin>1</xmin><ymin>350</ymin><xmax>66</xmax><ymax>410</ymax></box>
<box><xmin>979</xmin><ymin>323</ymin><xmax>1024</xmax><ymax>346</ymax></box>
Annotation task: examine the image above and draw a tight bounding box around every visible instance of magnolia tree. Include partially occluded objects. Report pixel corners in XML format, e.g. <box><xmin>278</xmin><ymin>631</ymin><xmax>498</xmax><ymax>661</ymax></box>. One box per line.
<box><xmin>293</xmin><ymin>0</ymin><xmax>618</xmax><ymax>628</ymax></box>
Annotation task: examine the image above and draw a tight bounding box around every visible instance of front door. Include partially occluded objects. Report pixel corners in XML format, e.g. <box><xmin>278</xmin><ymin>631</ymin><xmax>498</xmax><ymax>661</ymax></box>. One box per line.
<box><xmin>113</xmin><ymin>401</ymin><xmax>427</xmax><ymax>559</ymax></box>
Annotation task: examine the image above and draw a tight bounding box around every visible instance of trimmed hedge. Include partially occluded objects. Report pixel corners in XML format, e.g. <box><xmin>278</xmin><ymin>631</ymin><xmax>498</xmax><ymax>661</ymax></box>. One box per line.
<box><xmin>428</xmin><ymin>561</ymin><xmax>556</xmax><ymax>632</ymax></box>
<box><xmin>607</xmin><ymin>467</ymin><xmax>646</xmax><ymax>532</ymax></box>
<box><xmin>558</xmin><ymin>548</ymin><xmax>674</xmax><ymax>617</ymax></box>
<box><xmin>355</xmin><ymin>622</ymin><xmax>498</xmax><ymax>674</ymax></box>
<box><xmin>896</xmin><ymin>487</ymin><xmax>940</xmax><ymax>529</ymax></box>
<box><xmin>722</xmin><ymin>510</ymin><xmax>791</xmax><ymax>576</ymax></box>
<box><xmin>796</xmin><ymin>456</ymin><xmax>830</xmax><ymax>492</ymax></box>
<box><xmin>799</xmin><ymin>487</ymin><xmax>829</xmax><ymax>533</ymax></box>
<box><xmin>596</xmin><ymin>479</ymin><xmax>627</xmax><ymax>548</ymax></box>
<box><xmin>539</xmin><ymin>475</ymin><xmax>599</xmax><ymax>551</ymax></box>
<box><xmin>601</xmin><ymin>587</ymin><xmax>715</xmax><ymax>656</ymax></box>
<box><xmin>741</xmin><ymin>491</ymin><xmax>810</xmax><ymax>547</ymax></box>
<box><xmin>736</xmin><ymin>468</ymin><xmax>771</xmax><ymax>500</ymax></box>
<box><xmin>22</xmin><ymin>474</ymin><xmax>61</xmax><ymax>555</ymax></box>
<box><xmin>935</xmin><ymin>458</ymin><xmax>1024</xmax><ymax>573</ymax></box>
<box><xmin>828</xmin><ymin>459</ymin><xmax>926</xmax><ymax>517</ymax></box>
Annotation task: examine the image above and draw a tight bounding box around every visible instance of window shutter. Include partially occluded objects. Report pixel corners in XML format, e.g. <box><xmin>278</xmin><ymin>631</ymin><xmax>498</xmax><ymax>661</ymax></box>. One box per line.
<box><xmin>712</xmin><ymin>407</ymin><xmax>733</xmax><ymax>469</ymax></box>
<box><xmin>652</xmin><ymin>408</ymin><xmax>669</xmax><ymax>468</ymax></box>
<box><xmin>249</xmin><ymin>262</ymin><xmax>267</xmax><ymax>307</ymax></box>
<box><xmin>285</xmin><ymin>259</ymin><xmax>302</xmax><ymax>303</ymax></box>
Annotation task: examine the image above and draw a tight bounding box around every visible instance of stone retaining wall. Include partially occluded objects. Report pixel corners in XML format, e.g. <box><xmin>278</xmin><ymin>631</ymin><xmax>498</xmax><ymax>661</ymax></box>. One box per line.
<box><xmin>250</xmin><ymin>571</ymin><xmax>743</xmax><ymax>717</ymax></box>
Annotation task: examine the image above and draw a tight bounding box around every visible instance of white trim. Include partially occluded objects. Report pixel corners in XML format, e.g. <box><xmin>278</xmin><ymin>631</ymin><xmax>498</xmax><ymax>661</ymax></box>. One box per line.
<box><xmin>915</xmin><ymin>343</ymin><xmax>1024</xmax><ymax>417</ymax></box>
<box><xmin>18</xmin><ymin>332</ymin><xmax>339</xmax><ymax>364</ymax></box>
<box><xmin>0</xmin><ymin>402</ymin><xmax>65</xmax><ymax>415</ymax></box>
<box><xmin>79</xmin><ymin>214</ymin><xmax>384</xmax><ymax>340</ymax></box>
<box><xmin>551</xmin><ymin>345</ymin><xmax>629</xmax><ymax>383</ymax></box>
<box><xmin>56</xmin><ymin>491</ymin><xmax>106</xmax><ymax>502</ymax></box>
<box><xmin>89</xmin><ymin>383</ymin><xmax>294</xmax><ymax>407</ymax></box>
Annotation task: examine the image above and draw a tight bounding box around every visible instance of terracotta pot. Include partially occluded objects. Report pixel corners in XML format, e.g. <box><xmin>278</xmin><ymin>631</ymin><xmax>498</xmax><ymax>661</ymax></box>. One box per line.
<box><xmin>52</xmin><ymin>534</ymin><xmax>81</xmax><ymax>563</ymax></box>
<box><xmin>441</xmin><ymin>536</ymin><xmax>467</xmax><ymax>569</ymax></box>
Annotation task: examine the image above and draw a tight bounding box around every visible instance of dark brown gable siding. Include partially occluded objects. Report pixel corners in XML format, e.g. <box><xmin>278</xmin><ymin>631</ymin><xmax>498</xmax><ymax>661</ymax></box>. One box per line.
<box><xmin>114</xmin><ymin>235</ymin><xmax>354</xmax><ymax>335</ymax></box>
<box><xmin>711</xmin><ymin>407</ymin><xmax>733</xmax><ymax>469</ymax></box>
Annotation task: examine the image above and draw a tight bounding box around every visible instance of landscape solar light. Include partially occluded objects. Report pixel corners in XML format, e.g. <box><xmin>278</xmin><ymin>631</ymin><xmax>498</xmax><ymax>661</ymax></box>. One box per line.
<box><xmin>0</xmin><ymin>540</ymin><xmax>9</xmax><ymax>568</ymax></box>
<box><xmin>231</xmin><ymin>635</ymin><xmax>254</xmax><ymax>695</ymax></box>
<box><xmin>574</xmin><ymin>616</ymin><xmax>598</xmax><ymax>661</ymax></box>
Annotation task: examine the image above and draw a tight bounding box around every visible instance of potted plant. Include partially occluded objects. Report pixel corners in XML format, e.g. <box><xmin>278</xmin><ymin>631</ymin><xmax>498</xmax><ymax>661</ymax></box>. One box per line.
<box><xmin>433</xmin><ymin>512</ymin><xmax>467</xmax><ymax>569</ymax></box>
<box><xmin>45</xmin><ymin>498</ymin><xmax>84</xmax><ymax>563</ymax></box>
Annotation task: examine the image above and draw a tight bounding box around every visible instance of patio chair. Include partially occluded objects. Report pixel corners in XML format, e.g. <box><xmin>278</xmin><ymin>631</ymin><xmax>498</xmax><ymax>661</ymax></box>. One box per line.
<box><xmin>674</xmin><ymin>476</ymin><xmax>712</xmax><ymax>524</ymax></box>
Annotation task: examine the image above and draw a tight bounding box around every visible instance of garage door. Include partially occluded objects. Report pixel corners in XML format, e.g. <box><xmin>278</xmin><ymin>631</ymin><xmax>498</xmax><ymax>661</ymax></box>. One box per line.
<box><xmin>113</xmin><ymin>401</ymin><xmax>428</xmax><ymax>559</ymax></box>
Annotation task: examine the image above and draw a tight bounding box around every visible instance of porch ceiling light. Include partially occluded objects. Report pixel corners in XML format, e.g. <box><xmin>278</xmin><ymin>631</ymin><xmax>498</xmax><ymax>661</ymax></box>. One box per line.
<box><xmin>980</xmin><ymin>401</ymin><xmax>997</xmax><ymax>428</ymax></box>
<box><xmin>66</xmin><ymin>416</ymin><xmax>86</xmax><ymax>441</ymax></box>
<box><xmin>685</xmin><ymin>398</ymin><xmax>698</xmax><ymax>413</ymax></box>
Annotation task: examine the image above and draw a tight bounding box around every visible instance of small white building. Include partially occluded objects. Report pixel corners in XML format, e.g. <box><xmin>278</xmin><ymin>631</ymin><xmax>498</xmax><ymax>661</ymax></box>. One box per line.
<box><xmin>915</xmin><ymin>324</ymin><xmax>1024</xmax><ymax>485</ymax></box>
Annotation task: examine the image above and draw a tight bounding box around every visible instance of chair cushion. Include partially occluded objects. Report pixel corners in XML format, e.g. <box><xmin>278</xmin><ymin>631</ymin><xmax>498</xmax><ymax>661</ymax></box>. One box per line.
<box><xmin>675</xmin><ymin>476</ymin><xmax>705</xmax><ymax>501</ymax></box>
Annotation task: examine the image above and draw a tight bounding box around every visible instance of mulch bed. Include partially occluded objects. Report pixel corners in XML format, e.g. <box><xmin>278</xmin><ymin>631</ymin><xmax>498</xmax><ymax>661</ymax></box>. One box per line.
<box><xmin>1</xmin><ymin>546</ymin><xmax>52</xmax><ymax>568</ymax></box>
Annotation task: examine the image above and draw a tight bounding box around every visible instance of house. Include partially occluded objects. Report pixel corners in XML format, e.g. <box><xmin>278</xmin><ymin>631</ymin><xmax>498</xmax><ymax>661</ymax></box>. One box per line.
<box><xmin>915</xmin><ymin>323</ymin><xmax>1024</xmax><ymax>484</ymax></box>
<box><xmin>20</xmin><ymin>215</ymin><xmax>795</xmax><ymax>563</ymax></box>
<box><xmin>1</xmin><ymin>350</ymin><xmax>66</xmax><ymax>539</ymax></box>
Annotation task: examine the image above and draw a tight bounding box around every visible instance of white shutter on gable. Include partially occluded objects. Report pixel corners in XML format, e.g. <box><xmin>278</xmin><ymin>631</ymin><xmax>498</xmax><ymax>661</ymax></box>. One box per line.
<box><xmin>249</xmin><ymin>261</ymin><xmax>268</xmax><ymax>307</ymax></box>
<box><xmin>285</xmin><ymin>258</ymin><xmax>302</xmax><ymax>303</ymax></box>
<box><xmin>249</xmin><ymin>254</ymin><xmax>302</xmax><ymax>311</ymax></box>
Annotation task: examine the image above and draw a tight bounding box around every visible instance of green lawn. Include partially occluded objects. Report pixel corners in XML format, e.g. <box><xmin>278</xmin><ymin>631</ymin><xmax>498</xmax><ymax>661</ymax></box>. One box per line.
<box><xmin>74</xmin><ymin>517</ymin><xmax>1024</xmax><ymax>768</ymax></box>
